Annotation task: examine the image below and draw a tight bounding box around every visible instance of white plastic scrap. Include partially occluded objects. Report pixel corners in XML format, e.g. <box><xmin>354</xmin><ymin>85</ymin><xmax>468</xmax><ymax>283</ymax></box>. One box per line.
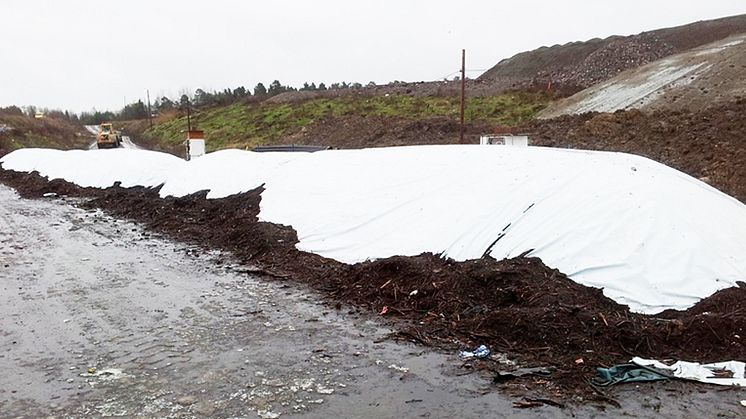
<box><xmin>632</xmin><ymin>357</ymin><xmax>746</xmax><ymax>386</ymax></box>
<box><xmin>459</xmin><ymin>345</ymin><xmax>491</xmax><ymax>359</ymax></box>
<box><xmin>388</xmin><ymin>364</ymin><xmax>410</xmax><ymax>373</ymax></box>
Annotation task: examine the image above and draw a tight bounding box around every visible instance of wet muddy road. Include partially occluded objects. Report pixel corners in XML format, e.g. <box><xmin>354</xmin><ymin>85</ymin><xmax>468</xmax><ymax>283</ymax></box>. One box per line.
<box><xmin>0</xmin><ymin>184</ymin><xmax>743</xmax><ymax>418</ymax></box>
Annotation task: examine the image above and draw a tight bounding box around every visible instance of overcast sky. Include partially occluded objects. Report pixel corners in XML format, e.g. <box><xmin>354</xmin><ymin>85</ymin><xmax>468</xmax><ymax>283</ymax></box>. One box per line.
<box><xmin>2</xmin><ymin>0</ymin><xmax>744</xmax><ymax>113</ymax></box>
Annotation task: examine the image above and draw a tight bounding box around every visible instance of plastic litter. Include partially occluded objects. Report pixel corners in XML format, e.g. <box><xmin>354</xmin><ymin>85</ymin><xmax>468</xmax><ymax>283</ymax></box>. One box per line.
<box><xmin>591</xmin><ymin>363</ymin><xmax>670</xmax><ymax>386</ymax></box>
<box><xmin>379</xmin><ymin>306</ymin><xmax>389</xmax><ymax>315</ymax></box>
<box><xmin>459</xmin><ymin>345</ymin><xmax>490</xmax><ymax>359</ymax></box>
<box><xmin>632</xmin><ymin>357</ymin><xmax>746</xmax><ymax>386</ymax></box>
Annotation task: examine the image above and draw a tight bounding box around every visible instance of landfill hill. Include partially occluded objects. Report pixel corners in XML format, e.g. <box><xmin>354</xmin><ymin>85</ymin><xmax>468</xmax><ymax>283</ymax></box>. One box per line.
<box><xmin>538</xmin><ymin>33</ymin><xmax>746</xmax><ymax>117</ymax></box>
<box><xmin>478</xmin><ymin>13</ymin><xmax>746</xmax><ymax>92</ymax></box>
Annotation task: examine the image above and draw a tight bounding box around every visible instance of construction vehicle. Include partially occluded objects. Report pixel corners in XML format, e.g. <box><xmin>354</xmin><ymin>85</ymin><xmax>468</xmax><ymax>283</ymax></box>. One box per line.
<box><xmin>96</xmin><ymin>123</ymin><xmax>122</xmax><ymax>149</ymax></box>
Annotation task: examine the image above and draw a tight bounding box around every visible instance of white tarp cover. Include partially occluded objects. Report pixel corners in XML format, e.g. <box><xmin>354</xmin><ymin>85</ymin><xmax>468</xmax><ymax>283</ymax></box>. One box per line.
<box><xmin>632</xmin><ymin>357</ymin><xmax>746</xmax><ymax>386</ymax></box>
<box><xmin>160</xmin><ymin>149</ymin><xmax>300</xmax><ymax>199</ymax></box>
<box><xmin>1</xmin><ymin>148</ymin><xmax>183</xmax><ymax>189</ymax></box>
<box><xmin>3</xmin><ymin>145</ymin><xmax>746</xmax><ymax>314</ymax></box>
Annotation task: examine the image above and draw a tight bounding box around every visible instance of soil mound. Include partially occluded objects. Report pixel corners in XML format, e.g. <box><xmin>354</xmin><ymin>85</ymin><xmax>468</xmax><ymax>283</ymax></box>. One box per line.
<box><xmin>479</xmin><ymin>14</ymin><xmax>746</xmax><ymax>91</ymax></box>
<box><xmin>2</xmin><ymin>167</ymin><xmax>745</xmax><ymax>399</ymax></box>
<box><xmin>525</xmin><ymin>99</ymin><xmax>746</xmax><ymax>203</ymax></box>
<box><xmin>284</xmin><ymin>115</ymin><xmax>492</xmax><ymax>148</ymax></box>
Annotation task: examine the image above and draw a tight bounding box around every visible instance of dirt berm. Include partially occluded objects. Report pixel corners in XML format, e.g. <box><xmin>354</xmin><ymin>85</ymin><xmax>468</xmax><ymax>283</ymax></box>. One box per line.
<box><xmin>525</xmin><ymin>99</ymin><xmax>746</xmax><ymax>203</ymax></box>
<box><xmin>1</xmin><ymin>168</ymin><xmax>744</xmax><ymax>402</ymax></box>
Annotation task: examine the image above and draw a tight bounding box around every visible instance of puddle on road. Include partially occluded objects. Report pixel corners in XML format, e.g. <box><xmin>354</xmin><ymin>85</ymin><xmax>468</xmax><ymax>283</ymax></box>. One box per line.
<box><xmin>0</xmin><ymin>187</ymin><xmax>522</xmax><ymax>418</ymax></box>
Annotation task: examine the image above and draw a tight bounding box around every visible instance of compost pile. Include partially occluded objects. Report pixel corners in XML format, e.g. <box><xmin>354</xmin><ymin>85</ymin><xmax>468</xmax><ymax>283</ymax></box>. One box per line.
<box><xmin>1</xmin><ymin>168</ymin><xmax>745</xmax><ymax>398</ymax></box>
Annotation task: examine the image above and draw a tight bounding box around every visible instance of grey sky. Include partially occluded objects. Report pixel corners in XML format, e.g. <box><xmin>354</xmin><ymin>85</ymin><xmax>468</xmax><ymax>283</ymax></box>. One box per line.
<box><xmin>2</xmin><ymin>0</ymin><xmax>744</xmax><ymax>112</ymax></box>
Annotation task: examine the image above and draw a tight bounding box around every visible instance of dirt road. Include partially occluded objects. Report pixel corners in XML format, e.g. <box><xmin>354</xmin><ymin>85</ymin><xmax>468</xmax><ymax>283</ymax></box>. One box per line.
<box><xmin>1</xmin><ymin>185</ymin><xmax>743</xmax><ymax>418</ymax></box>
<box><xmin>85</xmin><ymin>125</ymin><xmax>140</xmax><ymax>150</ymax></box>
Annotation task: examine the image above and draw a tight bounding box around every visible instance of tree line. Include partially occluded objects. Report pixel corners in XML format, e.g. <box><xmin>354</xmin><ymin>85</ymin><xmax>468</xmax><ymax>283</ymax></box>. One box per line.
<box><xmin>155</xmin><ymin>79</ymin><xmax>371</xmax><ymax>111</ymax></box>
<box><xmin>4</xmin><ymin>79</ymin><xmax>373</xmax><ymax>126</ymax></box>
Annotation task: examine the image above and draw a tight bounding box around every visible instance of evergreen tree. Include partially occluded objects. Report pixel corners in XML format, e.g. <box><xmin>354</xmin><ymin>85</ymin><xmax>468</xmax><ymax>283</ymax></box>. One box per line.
<box><xmin>233</xmin><ymin>86</ymin><xmax>248</xmax><ymax>97</ymax></box>
<box><xmin>254</xmin><ymin>83</ymin><xmax>267</xmax><ymax>96</ymax></box>
<box><xmin>193</xmin><ymin>89</ymin><xmax>209</xmax><ymax>107</ymax></box>
<box><xmin>268</xmin><ymin>80</ymin><xmax>283</xmax><ymax>96</ymax></box>
<box><xmin>157</xmin><ymin>97</ymin><xmax>175</xmax><ymax>111</ymax></box>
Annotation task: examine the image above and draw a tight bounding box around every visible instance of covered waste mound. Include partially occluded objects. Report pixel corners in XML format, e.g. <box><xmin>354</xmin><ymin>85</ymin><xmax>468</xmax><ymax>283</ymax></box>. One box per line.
<box><xmin>3</xmin><ymin>145</ymin><xmax>746</xmax><ymax>314</ymax></box>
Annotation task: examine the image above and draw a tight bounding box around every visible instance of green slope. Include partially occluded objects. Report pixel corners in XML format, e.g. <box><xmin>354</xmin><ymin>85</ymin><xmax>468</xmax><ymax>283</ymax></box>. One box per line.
<box><xmin>144</xmin><ymin>93</ymin><xmax>551</xmax><ymax>152</ymax></box>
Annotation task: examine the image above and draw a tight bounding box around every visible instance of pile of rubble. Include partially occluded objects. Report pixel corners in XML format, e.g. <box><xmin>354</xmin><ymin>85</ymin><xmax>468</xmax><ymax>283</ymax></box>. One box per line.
<box><xmin>554</xmin><ymin>34</ymin><xmax>676</xmax><ymax>88</ymax></box>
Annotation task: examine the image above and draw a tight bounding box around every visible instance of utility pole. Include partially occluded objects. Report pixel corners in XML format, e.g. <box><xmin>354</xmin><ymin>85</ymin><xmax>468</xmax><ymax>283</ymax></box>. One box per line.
<box><xmin>186</xmin><ymin>101</ymin><xmax>192</xmax><ymax>132</ymax></box>
<box><xmin>459</xmin><ymin>49</ymin><xmax>466</xmax><ymax>144</ymax></box>
<box><xmin>146</xmin><ymin>90</ymin><xmax>153</xmax><ymax>129</ymax></box>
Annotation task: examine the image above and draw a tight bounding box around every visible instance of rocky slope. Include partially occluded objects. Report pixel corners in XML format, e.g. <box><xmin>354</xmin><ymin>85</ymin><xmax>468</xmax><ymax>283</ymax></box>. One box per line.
<box><xmin>539</xmin><ymin>34</ymin><xmax>746</xmax><ymax>117</ymax></box>
<box><xmin>479</xmin><ymin>14</ymin><xmax>746</xmax><ymax>92</ymax></box>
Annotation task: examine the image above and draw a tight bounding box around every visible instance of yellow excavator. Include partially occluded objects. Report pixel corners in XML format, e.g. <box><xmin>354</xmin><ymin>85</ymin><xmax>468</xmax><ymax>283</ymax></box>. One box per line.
<box><xmin>96</xmin><ymin>123</ymin><xmax>122</xmax><ymax>149</ymax></box>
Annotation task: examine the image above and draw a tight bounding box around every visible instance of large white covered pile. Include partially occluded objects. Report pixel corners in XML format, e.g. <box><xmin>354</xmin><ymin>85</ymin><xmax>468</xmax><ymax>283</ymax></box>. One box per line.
<box><xmin>3</xmin><ymin>145</ymin><xmax>746</xmax><ymax>314</ymax></box>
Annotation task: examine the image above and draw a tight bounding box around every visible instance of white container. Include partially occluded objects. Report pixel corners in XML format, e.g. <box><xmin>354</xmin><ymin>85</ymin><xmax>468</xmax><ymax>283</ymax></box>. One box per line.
<box><xmin>479</xmin><ymin>135</ymin><xmax>529</xmax><ymax>147</ymax></box>
<box><xmin>188</xmin><ymin>139</ymin><xmax>205</xmax><ymax>159</ymax></box>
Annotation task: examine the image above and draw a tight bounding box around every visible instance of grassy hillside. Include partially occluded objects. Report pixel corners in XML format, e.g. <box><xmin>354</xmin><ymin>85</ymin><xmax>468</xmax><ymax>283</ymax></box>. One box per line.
<box><xmin>0</xmin><ymin>113</ymin><xmax>88</xmax><ymax>156</ymax></box>
<box><xmin>143</xmin><ymin>92</ymin><xmax>551</xmax><ymax>152</ymax></box>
